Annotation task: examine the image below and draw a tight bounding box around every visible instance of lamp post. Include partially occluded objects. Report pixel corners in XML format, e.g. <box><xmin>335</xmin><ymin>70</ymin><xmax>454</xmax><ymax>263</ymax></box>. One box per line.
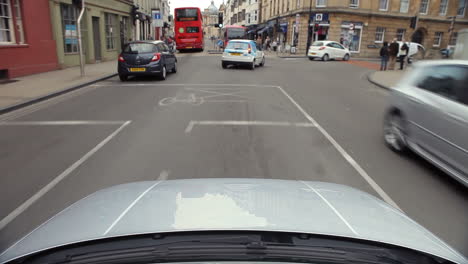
<box><xmin>77</xmin><ymin>0</ymin><xmax>86</xmax><ymax>77</ymax></box>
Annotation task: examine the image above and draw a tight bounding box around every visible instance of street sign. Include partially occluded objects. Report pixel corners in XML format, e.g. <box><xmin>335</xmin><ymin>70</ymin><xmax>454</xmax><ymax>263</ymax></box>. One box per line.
<box><xmin>315</xmin><ymin>13</ymin><xmax>323</xmax><ymax>22</ymax></box>
<box><xmin>152</xmin><ymin>10</ymin><xmax>163</xmax><ymax>27</ymax></box>
<box><xmin>349</xmin><ymin>23</ymin><xmax>354</xmax><ymax>30</ymax></box>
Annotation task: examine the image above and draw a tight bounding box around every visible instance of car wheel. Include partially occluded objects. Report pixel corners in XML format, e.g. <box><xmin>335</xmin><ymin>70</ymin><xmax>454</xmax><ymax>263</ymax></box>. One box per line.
<box><xmin>172</xmin><ymin>61</ymin><xmax>177</xmax><ymax>73</ymax></box>
<box><xmin>119</xmin><ymin>74</ymin><xmax>128</xmax><ymax>82</ymax></box>
<box><xmin>250</xmin><ymin>60</ymin><xmax>255</xmax><ymax>70</ymax></box>
<box><xmin>343</xmin><ymin>54</ymin><xmax>350</xmax><ymax>61</ymax></box>
<box><xmin>308</xmin><ymin>57</ymin><xmax>314</xmax><ymax>61</ymax></box>
<box><xmin>260</xmin><ymin>57</ymin><xmax>265</xmax><ymax>67</ymax></box>
<box><xmin>322</xmin><ymin>54</ymin><xmax>329</xmax><ymax>61</ymax></box>
<box><xmin>383</xmin><ymin>112</ymin><xmax>408</xmax><ymax>153</ymax></box>
<box><xmin>222</xmin><ymin>61</ymin><xmax>227</xmax><ymax>69</ymax></box>
<box><xmin>159</xmin><ymin>66</ymin><xmax>167</xmax><ymax>80</ymax></box>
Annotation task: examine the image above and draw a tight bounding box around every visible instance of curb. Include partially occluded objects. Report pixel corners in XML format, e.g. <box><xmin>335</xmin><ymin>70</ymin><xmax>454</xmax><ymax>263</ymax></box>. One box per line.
<box><xmin>0</xmin><ymin>73</ymin><xmax>118</xmax><ymax>116</ymax></box>
<box><xmin>366</xmin><ymin>71</ymin><xmax>390</xmax><ymax>90</ymax></box>
<box><xmin>277</xmin><ymin>55</ymin><xmax>307</xmax><ymax>58</ymax></box>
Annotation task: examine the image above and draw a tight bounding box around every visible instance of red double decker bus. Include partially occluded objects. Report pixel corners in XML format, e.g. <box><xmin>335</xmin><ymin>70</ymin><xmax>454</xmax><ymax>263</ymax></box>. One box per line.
<box><xmin>221</xmin><ymin>25</ymin><xmax>247</xmax><ymax>47</ymax></box>
<box><xmin>174</xmin><ymin>7</ymin><xmax>204</xmax><ymax>51</ymax></box>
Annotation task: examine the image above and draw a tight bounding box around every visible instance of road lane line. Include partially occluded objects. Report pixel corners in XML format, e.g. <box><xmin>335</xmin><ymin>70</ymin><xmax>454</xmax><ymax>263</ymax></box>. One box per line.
<box><xmin>92</xmin><ymin>83</ymin><xmax>279</xmax><ymax>88</ymax></box>
<box><xmin>103</xmin><ymin>181</ymin><xmax>161</xmax><ymax>236</ymax></box>
<box><xmin>158</xmin><ymin>170</ymin><xmax>170</xmax><ymax>181</ymax></box>
<box><xmin>301</xmin><ymin>181</ymin><xmax>358</xmax><ymax>235</ymax></box>
<box><xmin>276</xmin><ymin>86</ymin><xmax>402</xmax><ymax>211</ymax></box>
<box><xmin>0</xmin><ymin>120</ymin><xmax>128</xmax><ymax>126</ymax></box>
<box><xmin>0</xmin><ymin>121</ymin><xmax>132</xmax><ymax>231</ymax></box>
<box><xmin>185</xmin><ymin>120</ymin><xmax>316</xmax><ymax>133</ymax></box>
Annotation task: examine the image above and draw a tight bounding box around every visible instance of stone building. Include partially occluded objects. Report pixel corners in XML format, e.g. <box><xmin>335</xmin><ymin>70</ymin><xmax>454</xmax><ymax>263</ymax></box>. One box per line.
<box><xmin>260</xmin><ymin>0</ymin><xmax>468</xmax><ymax>57</ymax></box>
<box><xmin>203</xmin><ymin>1</ymin><xmax>220</xmax><ymax>38</ymax></box>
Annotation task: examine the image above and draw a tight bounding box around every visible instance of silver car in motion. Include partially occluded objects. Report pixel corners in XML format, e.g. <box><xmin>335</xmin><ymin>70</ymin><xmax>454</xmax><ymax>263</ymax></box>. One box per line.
<box><xmin>383</xmin><ymin>60</ymin><xmax>468</xmax><ymax>187</ymax></box>
<box><xmin>0</xmin><ymin>179</ymin><xmax>466</xmax><ymax>263</ymax></box>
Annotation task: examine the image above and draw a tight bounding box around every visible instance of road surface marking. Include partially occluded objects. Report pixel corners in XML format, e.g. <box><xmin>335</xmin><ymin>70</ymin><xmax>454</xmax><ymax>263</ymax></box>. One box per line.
<box><xmin>276</xmin><ymin>86</ymin><xmax>402</xmax><ymax>211</ymax></box>
<box><xmin>0</xmin><ymin>121</ymin><xmax>132</xmax><ymax>231</ymax></box>
<box><xmin>103</xmin><ymin>181</ymin><xmax>161</xmax><ymax>235</ymax></box>
<box><xmin>185</xmin><ymin>120</ymin><xmax>316</xmax><ymax>134</ymax></box>
<box><xmin>0</xmin><ymin>120</ymin><xmax>128</xmax><ymax>126</ymax></box>
<box><xmin>301</xmin><ymin>181</ymin><xmax>358</xmax><ymax>235</ymax></box>
<box><xmin>92</xmin><ymin>83</ymin><xmax>279</xmax><ymax>88</ymax></box>
<box><xmin>158</xmin><ymin>170</ymin><xmax>170</xmax><ymax>181</ymax></box>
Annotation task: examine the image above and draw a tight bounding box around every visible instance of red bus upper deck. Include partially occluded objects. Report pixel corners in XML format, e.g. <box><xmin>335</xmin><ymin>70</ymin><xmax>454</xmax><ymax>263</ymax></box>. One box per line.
<box><xmin>174</xmin><ymin>7</ymin><xmax>204</xmax><ymax>51</ymax></box>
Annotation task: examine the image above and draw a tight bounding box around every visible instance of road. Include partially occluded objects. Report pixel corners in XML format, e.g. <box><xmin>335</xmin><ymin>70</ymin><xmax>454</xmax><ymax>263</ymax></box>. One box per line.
<box><xmin>1</xmin><ymin>52</ymin><xmax>467</xmax><ymax>256</ymax></box>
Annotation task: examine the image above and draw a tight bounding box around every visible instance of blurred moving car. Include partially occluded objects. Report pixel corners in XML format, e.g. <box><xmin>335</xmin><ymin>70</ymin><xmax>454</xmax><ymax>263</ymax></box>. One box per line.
<box><xmin>118</xmin><ymin>41</ymin><xmax>177</xmax><ymax>81</ymax></box>
<box><xmin>221</xmin><ymin>40</ymin><xmax>265</xmax><ymax>70</ymax></box>
<box><xmin>308</xmin><ymin>41</ymin><xmax>350</xmax><ymax>61</ymax></box>
<box><xmin>384</xmin><ymin>61</ymin><xmax>468</xmax><ymax>187</ymax></box>
<box><xmin>1</xmin><ymin>178</ymin><xmax>467</xmax><ymax>263</ymax></box>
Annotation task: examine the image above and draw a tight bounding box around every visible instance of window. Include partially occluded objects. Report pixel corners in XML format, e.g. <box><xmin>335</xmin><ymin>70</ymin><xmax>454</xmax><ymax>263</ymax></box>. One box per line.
<box><xmin>415</xmin><ymin>66</ymin><xmax>468</xmax><ymax>105</ymax></box>
<box><xmin>61</xmin><ymin>3</ymin><xmax>79</xmax><ymax>53</ymax></box>
<box><xmin>396</xmin><ymin>28</ymin><xmax>406</xmax><ymax>41</ymax></box>
<box><xmin>400</xmin><ymin>0</ymin><xmax>410</xmax><ymax>12</ymax></box>
<box><xmin>157</xmin><ymin>43</ymin><xmax>169</xmax><ymax>52</ymax></box>
<box><xmin>379</xmin><ymin>0</ymin><xmax>389</xmax><ymax>10</ymax></box>
<box><xmin>375</xmin><ymin>27</ymin><xmax>385</xmax><ymax>43</ymax></box>
<box><xmin>449</xmin><ymin>32</ymin><xmax>458</xmax><ymax>45</ymax></box>
<box><xmin>248</xmin><ymin>13</ymin><xmax>251</xmax><ymax>23</ymax></box>
<box><xmin>350</xmin><ymin>0</ymin><xmax>359</xmax><ymax>7</ymax></box>
<box><xmin>13</xmin><ymin>0</ymin><xmax>23</xmax><ymax>43</ymax></box>
<box><xmin>439</xmin><ymin>0</ymin><xmax>449</xmax><ymax>15</ymax></box>
<box><xmin>458</xmin><ymin>0</ymin><xmax>466</xmax><ymax>16</ymax></box>
<box><xmin>420</xmin><ymin>0</ymin><xmax>429</xmax><ymax>14</ymax></box>
<box><xmin>105</xmin><ymin>13</ymin><xmax>116</xmax><ymax>50</ymax></box>
<box><xmin>0</xmin><ymin>0</ymin><xmax>14</xmax><ymax>43</ymax></box>
<box><xmin>433</xmin><ymin>31</ymin><xmax>443</xmax><ymax>46</ymax></box>
<box><xmin>254</xmin><ymin>10</ymin><xmax>257</xmax><ymax>21</ymax></box>
<box><xmin>186</xmin><ymin>27</ymin><xmax>199</xmax><ymax>33</ymax></box>
<box><xmin>123</xmin><ymin>43</ymin><xmax>157</xmax><ymax>53</ymax></box>
<box><xmin>316</xmin><ymin>0</ymin><xmax>326</xmax><ymax>7</ymax></box>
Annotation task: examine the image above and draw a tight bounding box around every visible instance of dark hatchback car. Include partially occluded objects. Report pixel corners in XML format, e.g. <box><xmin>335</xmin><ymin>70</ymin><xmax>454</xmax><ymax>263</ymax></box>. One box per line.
<box><xmin>118</xmin><ymin>41</ymin><xmax>177</xmax><ymax>81</ymax></box>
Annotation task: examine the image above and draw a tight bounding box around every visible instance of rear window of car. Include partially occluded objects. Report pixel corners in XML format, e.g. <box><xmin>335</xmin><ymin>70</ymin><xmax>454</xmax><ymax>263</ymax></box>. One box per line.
<box><xmin>123</xmin><ymin>43</ymin><xmax>157</xmax><ymax>54</ymax></box>
<box><xmin>226</xmin><ymin>42</ymin><xmax>249</xmax><ymax>50</ymax></box>
<box><xmin>312</xmin><ymin>42</ymin><xmax>324</xmax><ymax>46</ymax></box>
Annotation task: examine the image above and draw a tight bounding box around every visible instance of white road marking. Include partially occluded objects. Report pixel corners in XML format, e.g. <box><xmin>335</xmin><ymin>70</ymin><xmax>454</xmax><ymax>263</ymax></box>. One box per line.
<box><xmin>185</xmin><ymin>120</ymin><xmax>316</xmax><ymax>133</ymax></box>
<box><xmin>92</xmin><ymin>83</ymin><xmax>279</xmax><ymax>88</ymax></box>
<box><xmin>158</xmin><ymin>170</ymin><xmax>170</xmax><ymax>181</ymax></box>
<box><xmin>276</xmin><ymin>86</ymin><xmax>402</xmax><ymax>211</ymax></box>
<box><xmin>103</xmin><ymin>181</ymin><xmax>161</xmax><ymax>235</ymax></box>
<box><xmin>301</xmin><ymin>181</ymin><xmax>358</xmax><ymax>235</ymax></box>
<box><xmin>0</xmin><ymin>121</ymin><xmax>132</xmax><ymax>231</ymax></box>
<box><xmin>0</xmin><ymin>120</ymin><xmax>128</xmax><ymax>126</ymax></box>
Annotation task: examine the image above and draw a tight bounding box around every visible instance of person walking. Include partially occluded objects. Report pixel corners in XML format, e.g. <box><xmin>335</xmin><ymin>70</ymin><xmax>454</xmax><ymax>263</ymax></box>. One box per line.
<box><xmin>388</xmin><ymin>38</ymin><xmax>399</xmax><ymax>70</ymax></box>
<box><xmin>265</xmin><ymin>36</ymin><xmax>271</xmax><ymax>51</ymax></box>
<box><xmin>399</xmin><ymin>42</ymin><xmax>409</xmax><ymax>70</ymax></box>
<box><xmin>379</xmin><ymin>42</ymin><xmax>389</xmax><ymax>71</ymax></box>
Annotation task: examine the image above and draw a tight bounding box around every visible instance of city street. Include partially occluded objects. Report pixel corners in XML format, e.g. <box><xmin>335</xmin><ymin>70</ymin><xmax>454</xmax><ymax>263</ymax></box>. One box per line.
<box><xmin>0</xmin><ymin>52</ymin><xmax>467</xmax><ymax>256</ymax></box>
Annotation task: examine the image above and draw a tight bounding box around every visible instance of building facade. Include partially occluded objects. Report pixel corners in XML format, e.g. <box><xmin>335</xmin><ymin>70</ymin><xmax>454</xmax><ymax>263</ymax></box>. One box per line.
<box><xmin>133</xmin><ymin>0</ymin><xmax>171</xmax><ymax>41</ymax></box>
<box><xmin>203</xmin><ymin>1</ymin><xmax>220</xmax><ymax>38</ymax></box>
<box><xmin>223</xmin><ymin>0</ymin><xmax>260</xmax><ymax>28</ymax></box>
<box><xmin>0</xmin><ymin>0</ymin><xmax>59</xmax><ymax>79</ymax></box>
<box><xmin>259</xmin><ymin>0</ymin><xmax>468</xmax><ymax>57</ymax></box>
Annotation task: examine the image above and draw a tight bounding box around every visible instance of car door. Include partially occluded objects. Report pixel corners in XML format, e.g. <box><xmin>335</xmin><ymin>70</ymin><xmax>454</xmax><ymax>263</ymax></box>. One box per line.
<box><xmin>157</xmin><ymin>43</ymin><xmax>173</xmax><ymax>68</ymax></box>
<box><xmin>253</xmin><ymin>42</ymin><xmax>263</xmax><ymax>63</ymax></box>
<box><xmin>163</xmin><ymin>43</ymin><xmax>176</xmax><ymax>65</ymax></box>
<box><xmin>333</xmin><ymin>42</ymin><xmax>347</xmax><ymax>59</ymax></box>
<box><xmin>325</xmin><ymin>43</ymin><xmax>336</xmax><ymax>58</ymax></box>
<box><xmin>406</xmin><ymin>65</ymin><xmax>468</xmax><ymax>175</ymax></box>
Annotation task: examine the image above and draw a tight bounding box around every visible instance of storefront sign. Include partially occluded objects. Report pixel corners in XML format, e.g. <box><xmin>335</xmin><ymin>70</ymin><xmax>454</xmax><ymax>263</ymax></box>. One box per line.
<box><xmin>310</xmin><ymin>13</ymin><xmax>329</xmax><ymax>22</ymax></box>
<box><xmin>315</xmin><ymin>13</ymin><xmax>323</xmax><ymax>22</ymax></box>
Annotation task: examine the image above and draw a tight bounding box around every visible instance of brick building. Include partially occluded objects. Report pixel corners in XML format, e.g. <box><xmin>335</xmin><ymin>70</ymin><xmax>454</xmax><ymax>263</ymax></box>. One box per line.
<box><xmin>259</xmin><ymin>0</ymin><xmax>468</xmax><ymax>57</ymax></box>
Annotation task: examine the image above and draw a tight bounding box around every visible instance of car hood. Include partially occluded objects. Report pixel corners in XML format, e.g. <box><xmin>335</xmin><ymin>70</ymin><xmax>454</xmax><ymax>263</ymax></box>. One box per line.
<box><xmin>1</xmin><ymin>179</ymin><xmax>466</xmax><ymax>263</ymax></box>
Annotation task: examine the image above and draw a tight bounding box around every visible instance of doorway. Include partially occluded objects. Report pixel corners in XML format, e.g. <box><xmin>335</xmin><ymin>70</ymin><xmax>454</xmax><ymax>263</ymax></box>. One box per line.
<box><xmin>92</xmin><ymin>17</ymin><xmax>102</xmax><ymax>62</ymax></box>
<box><xmin>411</xmin><ymin>28</ymin><xmax>425</xmax><ymax>44</ymax></box>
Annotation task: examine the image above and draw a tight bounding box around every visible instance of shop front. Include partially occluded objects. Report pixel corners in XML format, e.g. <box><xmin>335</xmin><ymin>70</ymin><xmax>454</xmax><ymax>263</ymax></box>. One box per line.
<box><xmin>278</xmin><ymin>19</ymin><xmax>288</xmax><ymax>46</ymax></box>
<box><xmin>340</xmin><ymin>21</ymin><xmax>363</xmax><ymax>53</ymax></box>
<box><xmin>310</xmin><ymin>13</ymin><xmax>329</xmax><ymax>42</ymax></box>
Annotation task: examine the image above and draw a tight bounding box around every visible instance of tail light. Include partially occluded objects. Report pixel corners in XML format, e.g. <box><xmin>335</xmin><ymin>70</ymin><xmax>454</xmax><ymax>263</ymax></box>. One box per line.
<box><xmin>118</xmin><ymin>54</ymin><xmax>125</xmax><ymax>62</ymax></box>
<box><xmin>151</xmin><ymin>53</ymin><xmax>161</xmax><ymax>62</ymax></box>
<box><xmin>319</xmin><ymin>46</ymin><xmax>326</xmax><ymax>50</ymax></box>
<box><xmin>248</xmin><ymin>44</ymin><xmax>252</xmax><ymax>54</ymax></box>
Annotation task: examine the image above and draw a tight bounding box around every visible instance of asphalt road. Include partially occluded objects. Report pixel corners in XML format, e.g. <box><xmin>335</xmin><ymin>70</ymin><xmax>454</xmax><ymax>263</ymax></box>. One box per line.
<box><xmin>1</xmin><ymin>52</ymin><xmax>467</xmax><ymax>256</ymax></box>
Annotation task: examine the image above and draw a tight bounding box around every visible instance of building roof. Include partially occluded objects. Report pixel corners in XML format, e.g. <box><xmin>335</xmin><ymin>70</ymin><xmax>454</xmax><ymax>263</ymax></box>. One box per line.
<box><xmin>206</xmin><ymin>1</ymin><xmax>218</xmax><ymax>15</ymax></box>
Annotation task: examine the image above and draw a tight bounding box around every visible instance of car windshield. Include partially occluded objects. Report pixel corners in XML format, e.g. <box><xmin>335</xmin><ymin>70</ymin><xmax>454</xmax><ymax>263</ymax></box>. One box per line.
<box><xmin>1</xmin><ymin>1</ymin><xmax>466</xmax><ymax>264</ymax></box>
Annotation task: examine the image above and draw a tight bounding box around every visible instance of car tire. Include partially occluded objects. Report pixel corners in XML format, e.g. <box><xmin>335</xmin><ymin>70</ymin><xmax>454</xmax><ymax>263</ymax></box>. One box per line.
<box><xmin>343</xmin><ymin>54</ymin><xmax>350</xmax><ymax>61</ymax></box>
<box><xmin>119</xmin><ymin>74</ymin><xmax>128</xmax><ymax>82</ymax></box>
<box><xmin>383</xmin><ymin>112</ymin><xmax>408</xmax><ymax>153</ymax></box>
<box><xmin>222</xmin><ymin>62</ymin><xmax>227</xmax><ymax>69</ymax></box>
<box><xmin>159</xmin><ymin>66</ymin><xmax>167</xmax><ymax>80</ymax></box>
<box><xmin>322</xmin><ymin>54</ymin><xmax>329</xmax><ymax>61</ymax></box>
<box><xmin>172</xmin><ymin>61</ymin><xmax>177</xmax><ymax>73</ymax></box>
<box><xmin>250</xmin><ymin>60</ymin><xmax>255</xmax><ymax>70</ymax></box>
<box><xmin>260</xmin><ymin>57</ymin><xmax>265</xmax><ymax>67</ymax></box>
<box><xmin>308</xmin><ymin>57</ymin><xmax>314</xmax><ymax>61</ymax></box>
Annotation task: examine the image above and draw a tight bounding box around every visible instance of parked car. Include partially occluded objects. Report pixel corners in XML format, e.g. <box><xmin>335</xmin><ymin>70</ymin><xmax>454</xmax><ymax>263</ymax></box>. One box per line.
<box><xmin>1</xmin><ymin>178</ymin><xmax>467</xmax><ymax>264</ymax></box>
<box><xmin>118</xmin><ymin>41</ymin><xmax>177</xmax><ymax>81</ymax></box>
<box><xmin>396</xmin><ymin>41</ymin><xmax>425</xmax><ymax>63</ymax></box>
<box><xmin>308</xmin><ymin>41</ymin><xmax>350</xmax><ymax>61</ymax></box>
<box><xmin>221</xmin><ymin>39</ymin><xmax>265</xmax><ymax>70</ymax></box>
<box><xmin>384</xmin><ymin>60</ymin><xmax>468</xmax><ymax>187</ymax></box>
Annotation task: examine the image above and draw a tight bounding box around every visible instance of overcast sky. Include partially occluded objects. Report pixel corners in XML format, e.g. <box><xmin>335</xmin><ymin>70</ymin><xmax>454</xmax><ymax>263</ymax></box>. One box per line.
<box><xmin>169</xmin><ymin>0</ymin><xmax>224</xmax><ymax>14</ymax></box>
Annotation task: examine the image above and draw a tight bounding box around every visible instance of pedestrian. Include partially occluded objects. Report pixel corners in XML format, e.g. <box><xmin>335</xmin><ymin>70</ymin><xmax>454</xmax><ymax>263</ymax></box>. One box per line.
<box><xmin>388</xmin><ymin>38</ymin><xmax>399</xmax><ymax>70</ymax></box>
<box><xmin>265</xmin><ymin>36</ymin><xmax>271</xmax><ymax>51</ymax></box>
<box><xmin>272</xmin><ymin>40</ymin><xmax>278</xmax><ymax>52</ymax></box>
<box><xmin>379</xmin><ymin>41</ymin><xmax>389</xmax><ymax>71</ymax></box>
<box><xmin>256</xmin><ymin>36</ymin><xmax>262</xmax><ymax>47</ymax></box>
<box><xmin>399</xmin><ymin>41</ymin><xmax>409</xmax><ymax>70</ymax></box>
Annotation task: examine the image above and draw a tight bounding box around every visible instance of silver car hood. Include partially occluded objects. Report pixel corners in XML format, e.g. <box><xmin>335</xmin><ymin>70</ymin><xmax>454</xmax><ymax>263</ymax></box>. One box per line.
<box><xmin>1</xmin><ymin>179</ymin><xmax>466</xmax><ymax>263</ymax></box>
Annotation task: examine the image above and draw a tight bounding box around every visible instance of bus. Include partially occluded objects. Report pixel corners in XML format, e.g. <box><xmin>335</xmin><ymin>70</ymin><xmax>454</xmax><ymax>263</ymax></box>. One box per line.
<box><xmin>221</xmin><ymin>25</ymin><xmax>247</xmax><ymax>47</ymax></box>
<box><xmin>174</xmin><ymin>7</ymin><xmax>204</xmax><ymax>51</ymax></box>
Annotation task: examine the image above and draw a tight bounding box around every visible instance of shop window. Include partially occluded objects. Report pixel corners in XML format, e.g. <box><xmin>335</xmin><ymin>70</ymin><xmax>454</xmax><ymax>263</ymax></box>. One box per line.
<box><xmin>400</xmin><ymin>0</ymin><xmax>409</xmax><ymax>13</ymax></box>
<box><xmin>396</xmin><ymin>28</ymin><xmax>406</xmax><ymax>41</ymax></box>
<box><xmin>340</xmin><ymin>24</ymin><xmax>362</xmax><ymax>53</ymax></box>
<box><xmin>458</xmin><ymin>0</ymin><xmax>466</xmax><ymax>16</ymax></box>
<box><xmin>61</xmin><ymin>3</ymin><xmax>79</xmax><ymax>53</ymax></box>
<box><xmin>105</xmin><ymin>13</ymin><xmax>117</xmax><ymax>50</ymax></box>
<box><xmin>13</xmin><ymin>0</ymin><xmax>23</xmax><ymax>43</ymax></box>
<box><xmin>350</xmin><ymin>0</ymin><xmax>359</xmax><ymax>8</ymax></box>
<box><xmin>420</xmin><ymin>0</ymin><xmax>429</xmax><ymax>14</ymax></box>
<box><xmin>379</xmin><ymin>0</ymin><xmax>388</xmax><ymax>11</ymax></box>
<box><xmin>433</xmin><ymin>32</ymin><xmax>443</xmax><ymax>47</ymax></box>
<box><xmin>439</xmin><ymin>0</ymin><xmax>449</xmax><ymax>15</ymax></box>
<box><xmin>316</xmin><ymin>0</ymin><xmax>326</xmax><ymax>7</ymax></box>
<box><xmin>0</xmin><ymin>0</ymin><xmax>23</xmax><ymax>44</ymax></box>
<box><xmin>375</xmin><ymin>27</ymin><xmax>385</xmax><ymax>43</ymax></box>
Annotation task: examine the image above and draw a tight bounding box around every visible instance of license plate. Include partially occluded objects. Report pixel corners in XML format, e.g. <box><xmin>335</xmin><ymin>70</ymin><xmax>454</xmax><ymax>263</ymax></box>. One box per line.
<box><xmin>186</xmin><ymin>46</ymin><xmax>192</xmax><ymax>49</ymax></box>
<box><xmin>230</xmin><ymin>53</ymin><xmax>241</xmax><ymax>56</ymax></box>
<box><xmin>310</xmin><ymin>52</ymin><xmax>316</xmax><ymax>55</ymax></box>
<box><xmin>130</xmin><ymin>68</ymin><xmax>146</xmax><ymax>72</ymax></box>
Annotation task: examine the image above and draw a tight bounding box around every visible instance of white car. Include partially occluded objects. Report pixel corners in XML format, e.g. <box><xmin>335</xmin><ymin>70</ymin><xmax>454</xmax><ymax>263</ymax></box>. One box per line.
<box><xmin>222</xmin><ymin>39</ymin><xmax>265</xmax><ymax>70</ymax></box>
<box><xmin>308</xmin><ymin>41</ymin><xmax>350</xmax><ymax>61</ymax></box>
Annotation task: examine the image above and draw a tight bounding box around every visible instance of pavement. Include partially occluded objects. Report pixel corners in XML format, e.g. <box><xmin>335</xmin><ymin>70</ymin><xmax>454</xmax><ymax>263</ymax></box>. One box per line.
<box><xmin>1</xmin><ymin>51</ymin><xmax>467</xmax><ymax>258</ymax></box>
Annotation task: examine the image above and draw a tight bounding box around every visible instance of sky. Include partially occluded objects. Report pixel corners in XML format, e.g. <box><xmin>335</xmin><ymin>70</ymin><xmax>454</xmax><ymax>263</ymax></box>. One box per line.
<box><xmin>169</xmin><ymin>0</ymin><xmax>224</xmax><ymax>14</ymax></box>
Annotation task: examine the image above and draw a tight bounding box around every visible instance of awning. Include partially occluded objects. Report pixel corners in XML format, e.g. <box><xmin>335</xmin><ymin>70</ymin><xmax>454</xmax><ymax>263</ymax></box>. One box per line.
<box><xmin>258</xmin><ymin>26</ymin><xmax>269</xmax><ymax>34</ymax></box>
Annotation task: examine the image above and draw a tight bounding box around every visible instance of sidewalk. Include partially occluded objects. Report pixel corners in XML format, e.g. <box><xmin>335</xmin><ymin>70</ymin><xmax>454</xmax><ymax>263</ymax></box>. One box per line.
<box><xmin>0</xmin><ymin>60</ymin><xmax>117</xmax><ymax>113</ymax></box>
<box><xmin>367</xmin><ymin>70</ymin><xmax>406</xmax><ymax>89</ymax></box>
